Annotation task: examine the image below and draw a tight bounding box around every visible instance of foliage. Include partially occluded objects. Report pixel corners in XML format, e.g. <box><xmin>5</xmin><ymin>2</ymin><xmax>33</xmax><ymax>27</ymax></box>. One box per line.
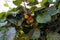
<box><xmin>0</xmin><ymin>0</ymin><xmax>60</xmax><ymax>40</ymax></box>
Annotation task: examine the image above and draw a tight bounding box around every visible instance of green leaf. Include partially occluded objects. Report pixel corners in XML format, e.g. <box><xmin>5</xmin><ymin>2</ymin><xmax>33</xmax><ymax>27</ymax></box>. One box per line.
<box><xmin>19</xmin><ymin>36</ymin><xmax>25</xmax><ymax>40</ymax></box>
<box><xmin>0</xmin><ymin>21</ymin><xmax>7</xmax><ymax>27</ymax></box>
<box><xmin>0</xmin><ymin>18</ymin><xmax>6</xmax><ymax>22</ymax></box>
<box><xmin>46</xmin><ymin>7</ymin><xmax>60</xmax><ymax>16</ymax></box>
<box><xmin>0</xmin><ymin>27</ymin><xmax>8</xmax><ymax>40</ymax></box>
<box><xmin>58</xmin><ymin>5</ymin><xmax>60</xmax><ymax>8</ymax></box>
<box><xmin>6</xmin><ymin>27</ymin><xmax>16</xmax><ymax>40</ymax></box>
<box><xmin>0</xmin><ymin>13</ymin><xmax>4</xmax><ymax>18</ymax></box>
<box><xmin>47</xmin><ymin>32</ymin><xmax>60</xmax><ymax>40</ymax></box>
<box><xmin>42</xmin><ymin>0</ymin><xmax>51</xmax><ymax>3</ymax></box>
<box><xmin>13</xmin><ymin>0</ymin><xmax>22</xmax><ymax>6</ymax></box>
<box><xmin>28</xmin><ymin>28</ymin><xmax>40</xmax><ymax>39</ymax></box>
<box><xmin>8</xmin><ymin>19</ymin><xmax>17</xmax><ymax>25</ymax></box>
<box><xmin>40</xmin><ymin>0</ymin><xmax>51</xmax><ymax>8</ymax></box>
<box><xmin>17</xmin><ymin>20</ymin><xmax>23</xmax><ymax>26</ymax></box>
<box><xmin>28</xmin><ymin>0</ymin><xmax>38</xmax><ymax>6</ymax></box>
<box><xmin>36</xmin><ymin>14</ymin><xmax>51</xmax><ymax>23</ymax></box>
<box><xmin>42</xmin><ymin>0</ymin><xmax>48</xmax><ymax>3</ymax></box>
<box><xmin>28</xmin><ymin>0</ymin><xmax>35</xmax><ymax>2</ymax></box>
<box><xmin>0</xmin><ymin>27</ymin><xmax>16</xmax><ymax>40</ymax></box>
<box><xmin>0</xmin><ymin>12</ymin><xmax>7</xmax><ymax>19</ymax></box>
<box><xmin>9</xmin><ymin>8</ymin><xmax>18</xmax><ymax>12</ymax></box>
<box><xmin>20</xmin><ymin>30</ymin><xmax>24</xmax><ymax>34</ymax></box>
<box><xmin>51</xmin><ymin>15</ymin><xmax>57</xmax><ymax>21</ymax></box>
<box><xmin>4</xmin><ymin>3</ymin><xmax>9</xmax><ymax>7</ymax></box>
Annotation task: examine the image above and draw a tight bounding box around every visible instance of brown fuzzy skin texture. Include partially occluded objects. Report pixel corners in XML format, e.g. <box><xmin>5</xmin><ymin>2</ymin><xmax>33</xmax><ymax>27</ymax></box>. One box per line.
<box><xmin>26</xmin><ymin>16</ymin><xmax>34</xmax><ymax>24</ymax></box>
<box><xmin>24</xmin><ymin>14</ymin><xmax>34</xmax><ymax>24</ymax></box>
<box><xmin>24</xmin><ymin>14</ymin><xmax>31</xmax><ymax>19</ymax></box>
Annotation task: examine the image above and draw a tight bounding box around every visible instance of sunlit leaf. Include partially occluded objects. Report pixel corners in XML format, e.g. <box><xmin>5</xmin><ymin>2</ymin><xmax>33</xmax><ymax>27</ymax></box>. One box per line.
<box><xmin>0</xmin><ymin>21</ymin><xmax>8</xmax><ymax>27</ymax></box>
<box><xmin>7</xmin><ymin>7</ymin><xmax>19</xmax><ymax>13</ymax></box>
<box><xmin>4</xmin><ymin>3</ymin><xmax>9</xmax><ymax>7</ymax></box>
<box><xmin>28</xmin><ymin>0</ymin><xmax>38</xmax><ymax>6</ymax></box>
<box><xmin>20</xmin><ymin>30</ymin><xmax>24</xmax><ymax>34</ymax></box>
<box><xmin>0</xmin><ymin>13</ymin><xmax>4</xmax><ymax>18</ymax></box>
<box><xmin>13</xmin><ymin>0</ymin><xmax>22</xmax><ymax>6</ymax></box>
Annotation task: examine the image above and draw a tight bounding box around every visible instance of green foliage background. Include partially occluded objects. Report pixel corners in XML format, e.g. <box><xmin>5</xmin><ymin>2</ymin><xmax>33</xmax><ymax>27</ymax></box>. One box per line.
<box><xmin>0</xmin><ymin>0</ymin><xmax>60</xmax><ymax>40</ymax></box>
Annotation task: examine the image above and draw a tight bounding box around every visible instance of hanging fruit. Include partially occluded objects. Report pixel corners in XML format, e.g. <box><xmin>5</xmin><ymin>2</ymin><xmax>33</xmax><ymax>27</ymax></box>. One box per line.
<box><xmin>24</xmin><ymin>14</ymin><xmax>34</xmax><ymax>24</ymax></box>
<box><xmin>26</xmin><ymin>16</ymin><xmax>34</xmax><ymax>24</ymax></box>
<box><xmin>24</xmin><ymin>14</ymin><xmax>30</xmax><ymax>19</ymax></box>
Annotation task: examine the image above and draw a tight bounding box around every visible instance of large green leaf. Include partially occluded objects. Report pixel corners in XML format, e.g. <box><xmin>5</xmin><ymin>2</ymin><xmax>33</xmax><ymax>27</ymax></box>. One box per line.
<box><xmin>51</xmin><ymin>15</ymin><xmax>57</xmax><ymax>21</ymax></box>
<box><xmin>13</xmin><ymin>0</ymin><xmax>22</xmax><ymax>6</ymax></box>
<box><xmin>0</xmin><ymin>21</ymin><xmax>7</xmax><ymax>27</ymax></box>
<box><xmin>0</xmin><ymin>18</ymin><xmax>6</xmax><ymax>22</ymax></box>
<box><xmin>0</xmin><ymin>27</ymin><xmax>16</xmax><ymax>40</ymax></box>
<box><xmin>0</xmin><ymin>27</ymin><xmax>8</xmax><ymax>40</ymax></box>
<box><xmin>47</xmin><ymin>32</ymin><xmax>60</xmax><ymax>40</ymax></box>
<box><xmin>28</xmin><ymin>28</ymin><xmax>40</xmax><ymax>39</ymax></box>
<box><xmin>46</xmin><ymin>7</ymin><xmax>60</xmax><ymax>16</ymax></box>
<box><xmin>6</xmin><ymin>27</ymin><xmax>16</xmax><ymax>40</ymax></box>
<box><xmin>8</xmin><ymin>19</ymin><xmax>17</xmax><ymax>25</ymax></box>
<box><xmin>36</xmin><ymin>14</ymin><xmax>51</xmax><ymax>23</ymax></box>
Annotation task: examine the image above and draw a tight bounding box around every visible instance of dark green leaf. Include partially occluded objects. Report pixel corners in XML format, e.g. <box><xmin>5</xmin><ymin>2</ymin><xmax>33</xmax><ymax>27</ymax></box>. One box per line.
<box><xmin>28</xmin><ymin>28</ymin><xmax>40</xmax><ymax>39</ymax></box>
<box><xmin>47</xmin><ymin>32</ymin><xmax>60</xmax><ymax>40</ymax></box>
<box><xmin>36</xmin><ymin>14</ymin><xmax>51</xmax><ymax>23</ymax></box>
<box><xmin>51</xmin><ymin>15</ymin><xmax>57</xmax><ymax>21</ymax></box>
<box><xmin>8</xmin><ymin>19</ymin><xmax>17</xmax><ymax>25</ymax></box>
